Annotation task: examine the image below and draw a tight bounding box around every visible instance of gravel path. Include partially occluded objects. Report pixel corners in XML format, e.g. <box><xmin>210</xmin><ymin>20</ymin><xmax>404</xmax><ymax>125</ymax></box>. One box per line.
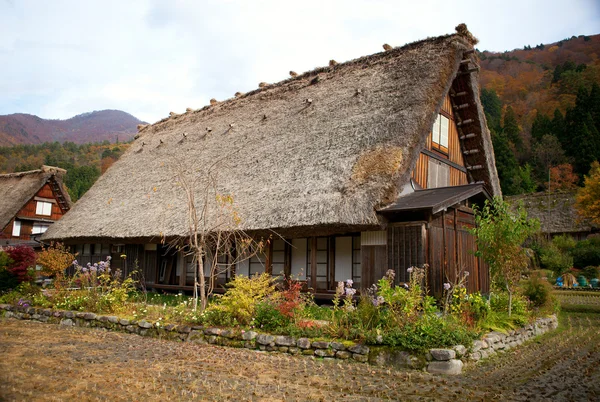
<box><xmin>1</xmin><ymin>312</ymin><xmax>599</xmax><ymax>401</ymax></box>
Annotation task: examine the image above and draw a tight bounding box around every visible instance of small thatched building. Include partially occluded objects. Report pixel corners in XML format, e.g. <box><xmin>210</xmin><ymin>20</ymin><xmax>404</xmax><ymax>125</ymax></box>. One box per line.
<box><xmin>507</xmin><ymin>191</ymin><xmax>599</xmax><ymax>240</ymax></box>
<box><xmin>43</xmin><ymin>25</ymin><xmax>500</xmax><ymax>297</ymax></box>
<box><xmin>1</xmin><ymin>166</ymin><xmax>72</xmax><ymax>249</ymax></box>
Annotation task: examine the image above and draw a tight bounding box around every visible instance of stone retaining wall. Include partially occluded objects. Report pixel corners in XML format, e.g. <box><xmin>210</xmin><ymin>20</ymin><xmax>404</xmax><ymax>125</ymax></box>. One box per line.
<box><xmin>0</xmin><ymin>304</ymin><xmax>557</xmax><ymax>375</ymax></box>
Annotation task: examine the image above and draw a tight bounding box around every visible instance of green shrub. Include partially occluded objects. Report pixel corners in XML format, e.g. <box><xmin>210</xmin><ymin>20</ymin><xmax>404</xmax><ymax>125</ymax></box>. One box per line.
<box><xmin>254</xmin><ymin>301</ymin><xmax>290</xmax><ymax>332</ymax></box>
<box><xmin>538</xmin><ymin>239</ymin><xmax>573</xmax><ymax>275</ymax></box>
<box><xmin>572</xmin><ymin>237</ymin><xmax>600</xmax><ymax>268</ymax></box>
<box><xmin>523</xmin><ymin>273</ymin><xmax>554</xmax><ymax>309</ymax></box>
<box><xmin>490</xmin><ymin>291</ymin><xmax>528</xmax><ymax>322</ymax></box>
<box><xmin>382</xmin><ymin>315</ymin><xmax>478</xmax><ymax>352</ymax></box>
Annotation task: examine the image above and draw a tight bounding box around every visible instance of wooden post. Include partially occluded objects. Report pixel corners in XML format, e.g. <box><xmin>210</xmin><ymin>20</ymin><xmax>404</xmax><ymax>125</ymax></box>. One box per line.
<box><xmin>310</xmin><ymin>237</ymin><xmax>317</xmax><ymax>291</ymax></box>
<box><xmin>442</xmin><ymin>210</ymin><xmax>448</xmax><ymax>283</ymax></box>
<box><xmin>265</xmin><ymin>240</ymin><xmax>273</xmax><ymax>275</ymax></box>
<box><xmin>328</xmin><ymin>237</ymin><xmax>335</xmax><ymax>291</ymax></box>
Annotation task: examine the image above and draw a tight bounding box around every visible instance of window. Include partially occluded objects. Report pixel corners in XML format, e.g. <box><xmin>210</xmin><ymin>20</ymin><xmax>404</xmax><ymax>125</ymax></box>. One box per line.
<box><xmin>271</xmin><ymin>238</ymin><xmax>286</xmax><ymax>277</ymax></box>
<box><xmin>307</xmin><ymin>237</ymin><xmax>329</xmax><ymax>291</ymax></box>
<box><xmin>12</xmin><ymin>220</ymin><xmax>21</xmax><ymax>236</ymax></box>
<box><xmin>432</xmin><ymin>114</ymin><xmax>449</xmax><ymax>151</ymax></box>
<box><xmin>428</xmin><ymin>159</ymin><xmax>450</xmax><ymax>188</ymax></box>
<box><xmin>32</xmin><ymin>223</ymin><xmax>50</xmax><ymax>234</ymax></box>
<box><xmin>36</xmin><ymin>201</ymin><xmax>53</xmax><ymax>216</ymax></box>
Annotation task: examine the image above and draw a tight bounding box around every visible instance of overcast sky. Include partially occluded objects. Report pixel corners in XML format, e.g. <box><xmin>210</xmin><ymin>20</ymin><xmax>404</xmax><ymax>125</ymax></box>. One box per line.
<box><xmin>1</xmin><ymin>0</ymin><xmax>598</xmax><ymax>123</ymax></box>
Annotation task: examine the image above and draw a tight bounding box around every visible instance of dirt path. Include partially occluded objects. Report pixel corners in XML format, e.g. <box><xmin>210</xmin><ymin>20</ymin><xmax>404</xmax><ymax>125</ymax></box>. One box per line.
<box><xmin>1</xmin><ymin>313</ymin><xmax>599</xmax><ymax>401</ymax></box>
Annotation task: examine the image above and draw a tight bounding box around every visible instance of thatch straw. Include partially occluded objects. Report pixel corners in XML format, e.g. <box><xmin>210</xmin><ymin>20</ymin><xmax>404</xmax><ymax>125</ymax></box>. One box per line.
<box><xmin>43</xmin><ymin>27</ymin><xmax>498</xmax><ymax>243</ymax></box>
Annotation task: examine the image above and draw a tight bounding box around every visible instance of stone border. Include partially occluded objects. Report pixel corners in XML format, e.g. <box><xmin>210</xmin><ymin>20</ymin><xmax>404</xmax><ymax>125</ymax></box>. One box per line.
<box><xmin>424</xmin><ymin>315</ymin><xmax>558</xmax><ymax>375</ymax></box>
<box><xmin>0</xmin><ymin>304</ymin><xmax>557</xmax><ymax>375</ymax></box>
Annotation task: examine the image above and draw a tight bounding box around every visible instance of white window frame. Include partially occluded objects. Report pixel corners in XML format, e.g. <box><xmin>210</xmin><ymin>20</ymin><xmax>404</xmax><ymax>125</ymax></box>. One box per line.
<box><xmin>36</xmin><ymin>201</ymin><xmax>53</xmax><ymax>216</ymax></box>
<box><xmin>32</xmin><ymin>223</ymin><xmax>50</xmax><ymax>234</ymax></box>
<box><xmin>12</xmin><ymin>220</ymin><xmax>21</xmax><ymax>236</ymax></box>
<box><xmin>432</xmin><ymin>114</ymin><xmax>450</xmax><ymax>150</ymax></box>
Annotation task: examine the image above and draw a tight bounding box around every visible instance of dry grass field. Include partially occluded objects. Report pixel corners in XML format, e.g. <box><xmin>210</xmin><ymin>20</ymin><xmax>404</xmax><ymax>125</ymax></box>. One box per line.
<box><xmin>1</xmin><ymin>311</ymin><xmax>599</xmax><ymax>401</ymax></box>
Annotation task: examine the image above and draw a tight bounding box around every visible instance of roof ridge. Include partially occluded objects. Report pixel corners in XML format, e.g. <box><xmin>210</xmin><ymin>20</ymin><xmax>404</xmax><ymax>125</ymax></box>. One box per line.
<box><xmin>140</xmin><ymin>31</ymin><xmax>472</xmax><ymax>133</ymax></box>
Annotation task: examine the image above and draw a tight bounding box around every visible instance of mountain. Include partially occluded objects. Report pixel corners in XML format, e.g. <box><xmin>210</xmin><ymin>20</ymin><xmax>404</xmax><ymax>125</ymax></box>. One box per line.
<box><xmin>478</xmin><ymin>34</ymin><xmax>600</xmax><ymax>137</ymax></box>
<box><xmin>0</xmin><ymin>110</ymin><xmax>144</xmax><ymax>146</ymax></box>
<box><xmin>477</xmin><ymin>33</ymin><xmax>600</xmax><ymax>196</ymax></box>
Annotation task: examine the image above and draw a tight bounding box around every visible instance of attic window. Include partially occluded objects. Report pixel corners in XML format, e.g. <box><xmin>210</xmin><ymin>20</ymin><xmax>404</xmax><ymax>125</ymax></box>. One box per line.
<box><xmin>36</xmin><ymin>201</ymin><xmax>52</xmax><ymax>216</ymax></box>
<box><xmin>12</xmin><ymin>220</ymin><xmax>21</xmax><ymax>237</ymax></box>
<box><xmin>32</xmin><ymin>223</ymin><xmax>50</xmax><ymax>234</ymax></box>
<box><xmin>432</xmin><ymin>114</ymin><xmax>449</xmax><ymax>153</ymax></box>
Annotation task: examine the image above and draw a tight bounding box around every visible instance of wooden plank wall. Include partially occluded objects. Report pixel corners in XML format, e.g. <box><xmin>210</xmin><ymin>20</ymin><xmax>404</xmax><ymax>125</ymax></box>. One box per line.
<box><xmin>411</xmin><ymin>94</ymin><xmax>468</xmax><ymax>188</ymax></box>
<box><xmin>427</xmin><ymin>207</ymin><xmax>487</xmax><ymax>295</ymax></box>
<box><xmin>387</xmin><ymin>225</ymin><xmax>426</xmax><ymax>284</ymax></box>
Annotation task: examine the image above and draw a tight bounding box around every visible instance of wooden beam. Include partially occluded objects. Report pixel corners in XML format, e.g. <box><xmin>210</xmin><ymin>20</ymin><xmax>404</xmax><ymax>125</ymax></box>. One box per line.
<box><xmin>467</xmin><ymin>164</ymin><xmax>483</xmax><ymax>171</ymax></box>
<box><xmin>451</xmin><ymin>91</ymin><xmax>468</xmax><ymax>97</ymax></box>
<box><xmin>460</xmin><ymin>59</ymin><xmax>471</xmax><ymax>65</ymax></box>
<box><xmin>457</xmin><ymin>119</ymin><xmax>474</xmax><ymax>126</ymax></box>
<box><xmin>310</xmin><ymin>237</ymin><xmax>317</xmax><ymax>291</ymax></box>
<box><xmin>458</xmin><ymin>67</ymin><xmax>480</xmax><ymax>75</ymax></box>
<box><xmin>463</xmin><ymin>149</ymin><xmax>480</xmax><ymax>155</ymax></box>
<box><xmin>463</xmin><ymin>49</ymin><xmax>475</xmax><ymax>55</ymax></box>
<box><xmin>459</xmin><ymin>133</ymin><xmax>477</xmax><ymax>140</ymax></box>
<box><xmin>453</xmin><ymin>103</ymin><xmax>469</xmax><ymax>110</ymax></box>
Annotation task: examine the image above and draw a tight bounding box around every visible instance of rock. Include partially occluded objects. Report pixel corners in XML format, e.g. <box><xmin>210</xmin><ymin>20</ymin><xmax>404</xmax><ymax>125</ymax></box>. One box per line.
<box><xmin>429</xmin><ymin>349</ymin><xmax>456</xmax><ymax>361</ymax></box>
<box><xmin>331</xmin><ymin>342</ymin><xmax>346</xmax><ymax>351</ymax></box>
<box><xmin>220</xmin><ymin>329</ymin><xmax>235</xmax><ymax>338</ymax></box>
<box><xmin>256</xmin><ymin>334</ymin><xmax>275</xmax><ymax>346</ymax></box>
<box><xmin>207</xmin><ymin>336</ymin><xmax>218</xmax><ymax>344</ymax></box>
<box><xmin>278</xmin><ymin>346</ymin><xmax>289</xmax><ymax>353</ymax></box>
<box><xmin>275</xmin><ymin>336</ymin><xmax>296</xmax><ymax>346</ymax></box>
<box><xmin>0</xmin><ymin>304</ymin><xmax>11</xmax><ymax>310</ymax></box>
<box><xmin>119</xmin><ymin>319</ymin><xmax>130</xmax><ymax>326</ymax></box>
<box><xmin>242</xmin><ymin>331</ymin><xmax>257</xmax><ymax>341</ymax></box>
<box><xmin>469</xmin><ymin>351</ymin><xmax>481</xmax><ymax>361</ymax></box>
<box><xmin>288</xmin><ymin>347</ymin><xmax>300</xmax><ymax>355</ymax></box>
<box><xmin>348</xmin><ymin>344</ymin><xmax>369</xmax><ymax>355</ymax></box>
<box><xmin>472</xmin><ymin>340</ymin><xmax>486</xmax><ymax>352</ymax></box>
<box><xmin>138</xmin><ymin>320</ymin><xmax>153</xmax><ymax>329</ymax></box>
<box><xmin>336</xmin><ymin>351</ymin><xmax>351</xmax><ymax>359</ymax></box>
<box><xmin>204</xmin><ymin>328</ymin><xmax>222</xmax><ymax>336</ymax></box>
<box><xmin>425</xmin><ymin>352</ymin><xmax>433</xmax><ymax>361</ymax></box>
<box><xmin>302</xmin><ymin>349</ymin><xmax>315</xmax><ymax>356</ymax></box>
<box><xmin>176</xmin><ymin>325</ymin><xmax>192</xmax><ymax>334</ymax></box>
<box><xmin>312</xmin><ymin>341</ymin><xmax>330</xmax><ymax>349</ymax></box>
<box><xmin>164</xmin><ymin>324</ymin><xmax>176</xmax><ymax>331</ymax></box>
<box><xmin>98</xmin><ymin>315</ymin><xmax>109</xmax><ymax>322</ymax></box>
<box><xmin>427</xmin><ymin>359</ymin><xmax>463</xmax><ymax>375</ymax></box>
<box><xmin>64</xmin><ymin>311</ymin><xmax>75</xmax><ymax>318</ymax></box>
<box><xmin>126</xmin><ymin>325</ymin><xmax>137</xmax><ymax>333</ymax></box>
<box><xmin>107</xmin><ymin>316</ymin><xmax>119</xmax><ymax>323</ymax></box>
<box><xmin>297</xmin><ymin>338</ymin><xmax>311</xmax><ymax>349</ymax></box>
<box><xmin>352</xmin><ymin>353</ymin><xmax>369</xmax><ymax>362</ymax></box>
<box><xmin>266</xmin><ymin>345</ymin><xmax>277</xmax><ymax>352</ymax></box>
<box><xmin>83</xmin><ymin>313</ymin><xmax>97</xmax><ymax>320</ymax></box>
<box><xmin>60</xmin><ymin>318</ymin><xmax>74</xmax><ymax>326</ymax></box>
<box><xmin>42</xmin><ymin>309</ymin><xmax>53</xmax><ymax>316</ymax></box>
<box><xmin>453</xmin><ymin>345</ymin><xmax>467</xmax><ymax>358</ymax></box>
<box><xmin>315</xmin><ymin>348</ymin><xmax>335</xmax><ymax>357</ymax></box>
<box><xmin>479</xmin><ymin>349</ymin><xmax>489</xmax><ymax>359</ymax></box>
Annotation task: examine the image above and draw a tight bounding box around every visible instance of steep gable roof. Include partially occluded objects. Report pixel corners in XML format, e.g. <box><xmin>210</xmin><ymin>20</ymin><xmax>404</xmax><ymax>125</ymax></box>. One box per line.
<box><xmin>0</xmin><ymin>166</ymin><xmax>71</xmax><ymax>232</ymax></box>
<box><xmin>44</xmin><ymin>26</ymin><xmax>499</xmax><ymax>242</ymax></box>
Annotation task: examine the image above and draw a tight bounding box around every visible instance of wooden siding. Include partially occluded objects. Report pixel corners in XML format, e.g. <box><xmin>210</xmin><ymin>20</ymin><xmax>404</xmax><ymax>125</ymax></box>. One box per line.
<box><xmin>427</xmin><ymin>207</ymin><xmax>488</xmax><ymax>296</ymax></box>
<box><xmin>411</xmin><ymin>94</ymin><xmax>468</xmax><ymax>188</ymax></box>
<box><xmin>0</xmin><ymin>183</ymin><xmax>66</xmax><ymax>240</ymax></box>
<box><xmin>387</xmin><ymin>224</ymin><xmax>426</xmax><ymax>284</ymax></box>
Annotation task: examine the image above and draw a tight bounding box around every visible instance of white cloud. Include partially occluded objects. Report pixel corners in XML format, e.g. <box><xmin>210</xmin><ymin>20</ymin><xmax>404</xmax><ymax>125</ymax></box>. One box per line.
<box><xmin>0</xmin><ymin>0</ymin><xmax>598</xmax><ymax>122</ymax></box>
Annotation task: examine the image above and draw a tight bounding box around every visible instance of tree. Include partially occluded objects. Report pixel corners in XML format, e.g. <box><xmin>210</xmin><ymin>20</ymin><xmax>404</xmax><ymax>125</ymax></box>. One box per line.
<box><xmin>480</xmin><ymin>88</ymin><xmax>503</xmax><ymax>132</ymax></box>
<box><xmin>575</xmin><ymin>161</ymin><xmax>600</xmax><ymax>226</ymax></box>
<box><xmin>5</xmin><ymin>245</ymin><xmax>37</xmax><ymax>283</ymax></box>
<box><xmin>502</xmin><ymin>106</ymin><xmax>522</xmax><ymax>147</ymax></box>
<box><xmin>492</xmin><ymin>130</ymin><xmax>521</xmax><ymax>195</ymax></box>
<box><xmin>37</xmin><ymin>242</ymin><xmax>75</xmax><ymax>278</ymax></box>
<box><xmin>166</xmin><ymin>157</ymin><xmax>265</xmax><ymax>312</ymax></box>
<box><xmin>471</xmin><ymin>198</ymin><xmax>540</xmax><ymax>316</ymax></box>
<box><xmin>549</xmin><ymin>163</ymin><xmax>579</xmax><ymax>191</ymax></box>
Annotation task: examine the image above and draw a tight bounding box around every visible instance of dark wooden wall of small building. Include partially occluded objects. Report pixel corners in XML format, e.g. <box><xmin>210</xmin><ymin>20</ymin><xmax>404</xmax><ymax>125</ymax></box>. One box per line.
<box><xmin>427</xmin><ymin>208</ymin><xmax>489</xmax><ymax>296</ymax></box>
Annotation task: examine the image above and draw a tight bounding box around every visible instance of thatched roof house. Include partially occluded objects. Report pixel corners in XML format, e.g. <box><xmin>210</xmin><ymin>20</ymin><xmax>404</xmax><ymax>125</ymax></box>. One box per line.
<box><xmin>44</xmin><ymin>25</ymin><xmax>499</xmax><ymax>296</ymax></box>
<box><xmin>1</xmin><ymin>166</ymin><xmax>71</xmax><ymax>248</ymax></box>
<box><xmin>507</xmin><ymin>191</ymin><xmax>598</xmax><ymax>240</ymax></box>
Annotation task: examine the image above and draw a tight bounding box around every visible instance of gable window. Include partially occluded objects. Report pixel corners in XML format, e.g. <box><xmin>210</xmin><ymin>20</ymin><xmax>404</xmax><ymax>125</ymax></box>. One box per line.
<box><xmin>32</xmin><ymin>223</ymin><xmax>50</xmax><ymax>234</ymax></box>
<box><xmin>428</xmin><ymin>159</ymin><xmax>450</xmax><ymax>188</ymax></box>
<box><xmin>36</xmin><ymin>201</ymin><xmax>52</xmax><ymax>216</ymax></box>
<box><xmin>12</xmin><ymin>220</ymin><xmax>21</xmax><ymax>236</ymax></box>
<box><xmin>432</xmin><ymin>114</ymin><xmax>449</xmax><ymax>153</ymax></box>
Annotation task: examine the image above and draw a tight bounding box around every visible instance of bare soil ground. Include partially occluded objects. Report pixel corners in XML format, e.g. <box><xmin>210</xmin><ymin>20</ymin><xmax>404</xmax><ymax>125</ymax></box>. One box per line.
<box><xmin>1</xmin><ymin>312</ymin><xmax>599</xmax><ymax>401</ymax></box>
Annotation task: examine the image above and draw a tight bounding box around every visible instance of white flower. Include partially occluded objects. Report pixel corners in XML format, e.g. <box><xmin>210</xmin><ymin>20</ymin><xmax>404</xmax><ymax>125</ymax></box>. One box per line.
<box><xmin>407</xmin><ymin>267</ymin><xmax>413</xmax><ymax>273</ymax></box>
<box><xmin>443</xmin><ymin>283</ymin><xmax>452</xmax><ymax>291</ymax></box>
<box><xmin>346</xmin><ymin>279</ymin><xmax>354</xmax><ymax>288</ymax></box>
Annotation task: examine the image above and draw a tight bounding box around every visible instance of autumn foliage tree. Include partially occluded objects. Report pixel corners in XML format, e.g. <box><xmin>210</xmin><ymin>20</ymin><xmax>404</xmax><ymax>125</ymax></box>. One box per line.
<box><xmin>549</xmin><ymin>163</ymin><xmax>579</xmax><ymax>190</ymax></box>
<box><xmin>37</xmin><ymin>242</ymin><xmax>76</xmax><ymax>278</ymax></box>
<box><xmin>5</xmin><ymin>245</ymin><xmax>37</xmax><ymax>283</ymax></box>
<box><xmin>576</xmin><ymin>161</ymin><xmax>600</xmax><ymax>225</ymax></box>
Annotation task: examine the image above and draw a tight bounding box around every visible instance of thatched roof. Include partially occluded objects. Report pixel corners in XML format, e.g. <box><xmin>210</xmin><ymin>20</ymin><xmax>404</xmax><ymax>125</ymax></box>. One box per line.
<box><xmin>44</xmin><ymin>26</ymin><xmax>500</xmax><ymax>243</ymax></box>
<box><xmin>507</xmin><ymin>191</ymin><xmax>598</xmax><ymax>234</ymax></box>
<box><xmin>0</xmin><ymin>166</ymin><xmax>71</xmax><ymax>232</ymax></box>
